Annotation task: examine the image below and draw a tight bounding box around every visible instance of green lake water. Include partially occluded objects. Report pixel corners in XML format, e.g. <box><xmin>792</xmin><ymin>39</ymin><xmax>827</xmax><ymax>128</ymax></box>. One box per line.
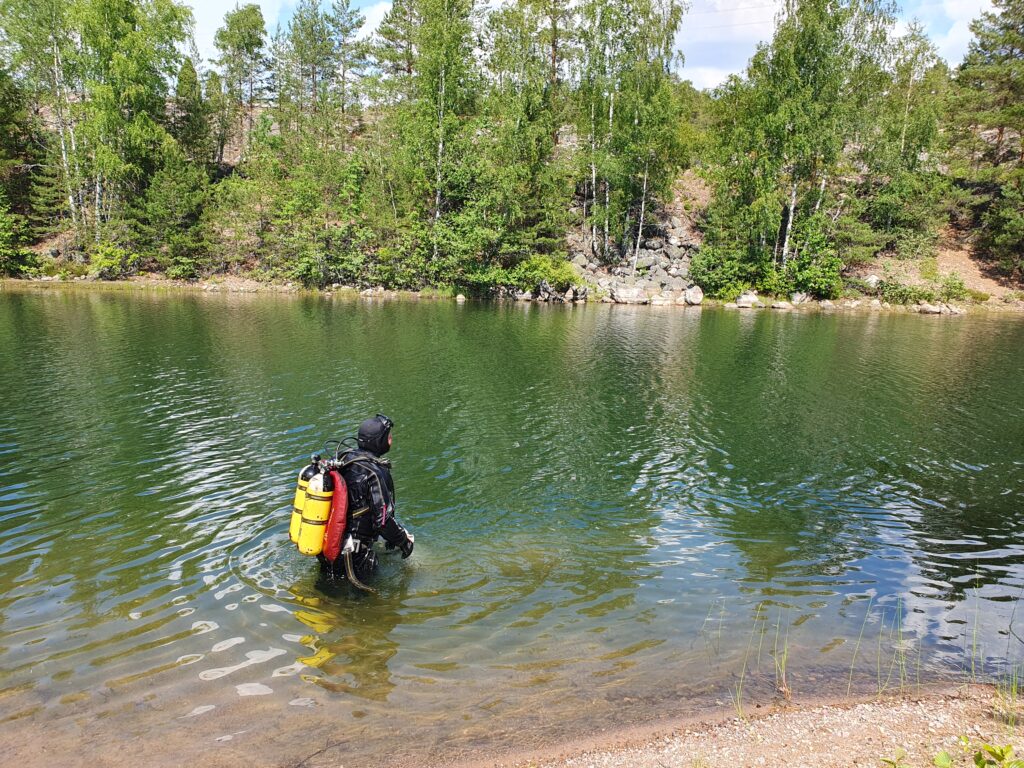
<box><xmin>1</xmin><ymin>285</ymin><xmax>1023</xmax><ymax>765</ymax></box>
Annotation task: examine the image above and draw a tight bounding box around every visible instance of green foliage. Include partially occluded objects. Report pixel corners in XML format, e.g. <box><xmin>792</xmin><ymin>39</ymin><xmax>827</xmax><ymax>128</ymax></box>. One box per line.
<box><xmin>89</xmin><ymin>242</ymin><xmax>140</xmax><ymax>279</ymax></box>
<box><xmin>880</xmin><ymin>279</ymin><xmax>935</xmax><ymax>305</ymax></box>
<box><xmin>972</xmin><ymin>744</ymin><xmax>1024</xmax><ymax>768</ymax></box>
<box><xmin>882</xmin><ymin>748</ymin><xmax>910</xmax><ymax>768</ymax></box>
<box><xmin>0</xmin><ymin>0</ymin><xmax>1017</xmax><ymax>298</ymax></box>
<box><xmin>214</xmin><ymin>3</ymin><xmax>267</xmax><ymax>114</ymax></box>
<box><xmin>0</xmin><ymin>192</ymin><xmax>34</xmax><ymax>275</ymax></box>
<box><xmin>0</xmin><ymin>63</ymin><xmax>36</xmax><ymax>214</ymax></box>
<box><xmin>938</xmin><ymin>273</ymin><xmax>969</xmax><ymax>302</ymax></box>
<box><xmin>172</xmin><ymin>58</ymin><xmax>210</xmax><ymax>163</ymax></box>
<box><xmin>894</xmin><ymin>229</ymin><xmax>939</xmax><ymax>260</ymax></box>
<box><xmin>132</xmin><ymin>149</ymin><xmax>209</xmax><ymax>279</ymax></box>
<box><xmin>789</xmin><ymin>251</ymin><xmax>844</xmax><ymax>299</ymax></box>
<box><xmin>979</xmin><ymin>179</ymin><xmax>1024</xmax><ymax>279</ymax></box>
<box><xmin>689</xmin><ymin>245</ymin><xmax>755</xmax><ymax>299</ymax></box>
<box><xmin>290</xmin><ymin>223</ymin><xmax>373</xmax><ymax>289</ymax></box>
<box><xmin>786</xmin><ymin>214</ymin><xmax>844</xmax><ymax>298</ymax></box>
<box><xmin>949</xmin><ymin>0</ymin><xmax>1024</xmax><ymax>280</ymax></box>
<box><xmin>509</xmin><ymin>254</ymin><xmax>578</xmax><ymax>292</ymax></box>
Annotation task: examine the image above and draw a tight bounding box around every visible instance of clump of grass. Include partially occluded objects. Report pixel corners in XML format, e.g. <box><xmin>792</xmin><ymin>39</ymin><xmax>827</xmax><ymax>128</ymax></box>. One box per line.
<box><xmin>848</xmin><ymin>595</ymin><xmax>874</xmax><ymax>696</ymax></box>
<box><xmin>993</xmin><ymin>664</ymin><xmax>1022</xmax><ymax>728</ymax></box>
<box><xmin>773</xmin><ymin>610</ymin><xmax>791</xmax><ymax>701</ymax></box>
<box><xmin>730</xmin><ymin>612</ymin><xmax>760</xmax><ymax>719</ymax></box>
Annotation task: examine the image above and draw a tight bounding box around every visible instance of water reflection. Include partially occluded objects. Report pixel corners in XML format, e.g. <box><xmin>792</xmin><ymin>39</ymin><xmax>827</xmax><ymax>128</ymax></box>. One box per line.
<box><xmin>1</xmin><ymin>287</ymin><xmax>1023</xmax><ymax>764</ymax></box>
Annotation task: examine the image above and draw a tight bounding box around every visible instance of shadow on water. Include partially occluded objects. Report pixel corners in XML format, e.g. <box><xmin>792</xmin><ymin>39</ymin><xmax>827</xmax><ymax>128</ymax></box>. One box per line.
<box><xmin>0</xmin><ymin>287</ymin><xmax>1023</xmax><ymax>764</ymax></box>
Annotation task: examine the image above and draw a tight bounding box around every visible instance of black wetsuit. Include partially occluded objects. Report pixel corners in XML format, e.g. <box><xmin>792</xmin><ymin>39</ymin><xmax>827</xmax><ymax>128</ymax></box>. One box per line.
<box><xmin>318</xmin><ymin>449</ymin><xmax>412</xmax><ymax>581</ymax></box>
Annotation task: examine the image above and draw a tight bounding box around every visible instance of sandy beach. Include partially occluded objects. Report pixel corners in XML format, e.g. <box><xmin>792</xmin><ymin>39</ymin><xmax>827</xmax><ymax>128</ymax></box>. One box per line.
<box><xmin>485</xmin><ymin>687</ymin><xmax>1019</xmax><ymax>768</ymax></box>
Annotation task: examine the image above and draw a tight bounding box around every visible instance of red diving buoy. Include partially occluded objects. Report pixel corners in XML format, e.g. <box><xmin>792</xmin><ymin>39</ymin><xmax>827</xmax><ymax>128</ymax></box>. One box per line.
<box><xmin>322</xmin><ymin>469</ymin><xmax>348</xmax><ymax>563</ymax></box>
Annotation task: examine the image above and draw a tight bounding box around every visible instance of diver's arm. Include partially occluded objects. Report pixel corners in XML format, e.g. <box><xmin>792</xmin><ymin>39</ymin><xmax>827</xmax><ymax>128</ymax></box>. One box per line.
<box><xmin>381</xmin><ymin>516</ymin><xmax>414</xmax><ymax>558</ymax></box>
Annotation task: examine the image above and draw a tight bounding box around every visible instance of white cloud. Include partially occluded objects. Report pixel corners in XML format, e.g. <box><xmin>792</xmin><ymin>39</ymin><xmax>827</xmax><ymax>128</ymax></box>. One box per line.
<box><xmin>677</xmin><ymin>0</ymin><xmax>995</xmax><ymax>91</ymax></box>
<box><xmin>930</xmin><ymin>0</ymin><xmax>993</xmax><ymax>64</ymax></box>
<box><xmin>679</xmin><ymin>65</ymin><xmax>738</xmax><ymax>90</ymax></box>
<box><xmin>683</xmin><ymin>0</ymin><xmax>780</xmax><ymax>44</ymax></box>
<box><xmin>181</xmin><ymin>0</ymin><xmax>993</xmax><ymax>90</ymax></box>
<box><xmin>184</xmin><ymin>0</ymin><xmax>288</xmax><ymax>67</ymax></box>
<box><xmin>358</xmin><ymin>1</ymin><xmax>391</xmax><ymax>39</ymax></box>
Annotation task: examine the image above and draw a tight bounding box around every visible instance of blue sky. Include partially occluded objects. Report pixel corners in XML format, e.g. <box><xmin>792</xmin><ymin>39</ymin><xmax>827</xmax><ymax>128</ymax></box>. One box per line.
<box><xmin>185</xmin><ymin>0</ymin><xmax>993</xmax><ymax>90</ymax></box>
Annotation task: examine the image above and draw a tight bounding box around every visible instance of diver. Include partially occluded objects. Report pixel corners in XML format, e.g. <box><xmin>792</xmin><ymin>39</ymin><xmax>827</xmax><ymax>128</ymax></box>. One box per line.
<box><xmin>318</xmin><ymin>414</ymin><xmax>414</xmax><ymax>585</ymax></box>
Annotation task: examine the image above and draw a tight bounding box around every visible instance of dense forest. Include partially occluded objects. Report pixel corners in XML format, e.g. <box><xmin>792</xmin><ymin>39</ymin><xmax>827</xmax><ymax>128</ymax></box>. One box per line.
<box><xmin>0</xmin><ymin>0</ymin><xmax>1020</xmax><ymax>299</ymax></box>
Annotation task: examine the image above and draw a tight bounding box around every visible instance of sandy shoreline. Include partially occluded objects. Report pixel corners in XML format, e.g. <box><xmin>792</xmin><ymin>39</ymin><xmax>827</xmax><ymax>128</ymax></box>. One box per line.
<box><xmin>475</xmin><ymin>686</ymin><xmax>1019</xmax><ymax>768</ymax></box>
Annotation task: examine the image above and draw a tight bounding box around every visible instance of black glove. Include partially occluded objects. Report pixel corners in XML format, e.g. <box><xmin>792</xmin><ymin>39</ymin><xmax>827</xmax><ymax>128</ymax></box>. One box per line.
<box><xmin>400</xmin><ymin>533</ymin><xmax>414</xmax><ymax>559</ymax></box>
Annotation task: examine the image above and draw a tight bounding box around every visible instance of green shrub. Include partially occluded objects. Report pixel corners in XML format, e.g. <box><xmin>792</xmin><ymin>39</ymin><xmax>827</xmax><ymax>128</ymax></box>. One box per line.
<box><xmin>981</xmin><ymin>183</ymin><xmax>1024</xmax><ymax>279</ymax></box>
<box><xmin>845</xmin><ymin>277</ymin><xmax>878</xmax><ymax>296</ymax></box>
<box><xmin>757</xmin><ymin>267</ymin><xmax>789</xmax><ymax>299</ymax></box>
<box><xmin>689</xmin><ymin>245</ymin><xmax>753</xmax><ymax>299</ymax></box>
<box><xmin>967</xmin><ymin>288</ymin><xmax>990</xmax><ymax>302</ymax></box>
<box><xmin>0</xmin><ymin>195</ymin><xmax>34</xmax><ymax>276</ymax></box>
<box><xmin>919</xmin><ymin>256</ymin><xmax>939</xmax><ymax>282</ymax></box>
<box><xmin>938</xmin><ymin>273</ymin><xmax>969</xmax><ymax>302</ymax></box>
<box><xmin>894</xmin><ymin>229</ymin><xmax>938</xmax><ymax>260</ymax></box>
<box><xmin>880</xmin><ymin>279</ymin><xmax>935</xmax><ymax>304</ymax></box>
<box><xmin>508</xmin><ymin>254</ymin><xmax>578</xmax><ymax>292</ymax></box>
<box><xmin>789</xmin><ymin>251</ymin><xmax>844</xmax><ymax>299</ymax></box>
<box><xmin>89</xmin><ymin>243</ymin><xmax>140</xmax><ymax>280</ymax></box>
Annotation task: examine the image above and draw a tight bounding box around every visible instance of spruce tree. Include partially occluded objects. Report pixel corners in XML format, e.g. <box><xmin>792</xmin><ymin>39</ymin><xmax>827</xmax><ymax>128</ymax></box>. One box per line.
<box><xmin>173</xmin><ymin>58</ymin><xmax>211</xmax><ymax>163</ymax></box>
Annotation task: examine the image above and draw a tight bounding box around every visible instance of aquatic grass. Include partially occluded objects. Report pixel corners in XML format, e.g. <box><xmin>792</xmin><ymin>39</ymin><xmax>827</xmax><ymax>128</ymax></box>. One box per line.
<box><xmin>699</xmin><ymin>599</ymin><xmax>721</xmax><ymax>658</ymax></box>
<box><xmin>772</xmin><ymin>609</ymin><xmax>791</xmax><ymax>701</ymax></box>
<box><xmin>848</xmin><ymin>595</ymin><xmax>874</xmax><ymax>696</ymax></box>
<box><xmin>730</xmin><ymin>611</ymin><xmax>760</xmax><ymax>719</ymax></box>
<box><xmin>993</xmin><ymin>664</ymin><xmax>1022</xmax><ymax>729</ymax></box>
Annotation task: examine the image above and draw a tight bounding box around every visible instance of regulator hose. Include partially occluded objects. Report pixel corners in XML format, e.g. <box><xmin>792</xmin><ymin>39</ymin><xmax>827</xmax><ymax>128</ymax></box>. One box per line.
<box><xmin>343</xmin><ymin>550</ymin><xmax>377</xmax><ymax>594</ymax></box>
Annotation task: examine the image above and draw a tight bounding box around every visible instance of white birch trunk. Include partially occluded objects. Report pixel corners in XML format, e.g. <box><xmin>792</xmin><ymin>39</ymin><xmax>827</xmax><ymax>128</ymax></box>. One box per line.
<box><xmin>431</xmin><ymin>63</ymin><xmax>447</xmax><ymax>262</ymax></box>
<box><xmin>813</xmin><ymin>174</ymin><xmax>827</xmax><ymax>215</ymax></box>
<box><xmin>604</xmin><ymin>90</ymin><xmax>613</xmax><ymax>256</ymax></box>
<box><xmin>94</xmin><ymin>167</ymin><xmax>102</xmax><ymax>243</ymax></box>
<box><xmin>631</xmin><ymin>159</ymin><xmax>649</xmax><ymax>276</ymax></box>
<box><xmin>434</xmin><ymin>64</ymin><xmax>446</xmax><ymax>227</ymax></box>
<box><xmin>589</xmin><ymin>100</ymin><xmax>597</xmax><ymax>247</ymax></box>
<box><xmin>899</xmin><ymin>73</ymin><xmax>914</xmax><ymax>157</ymax></box>
<box><xmin>781</xmin><ymin>181</ymin><xmax>797</xmax><ymax>267</ymax></box>
<box><xmin>51</xmin><ymin>40</ymin><xmax>78</xmax><ymax>226</ymax></box>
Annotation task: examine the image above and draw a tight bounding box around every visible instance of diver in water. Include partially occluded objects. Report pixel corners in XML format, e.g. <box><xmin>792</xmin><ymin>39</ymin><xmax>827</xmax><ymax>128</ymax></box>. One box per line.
<box><xmin>319</xmin><ymin>414</ymin><xmax>414</xmax><ymax>584</ymax></box>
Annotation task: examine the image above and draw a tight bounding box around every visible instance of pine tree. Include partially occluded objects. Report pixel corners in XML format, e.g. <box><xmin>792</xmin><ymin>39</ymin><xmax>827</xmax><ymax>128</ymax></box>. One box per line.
<box><xmin>956</xmin><ymin>0</ymin><xmax>1024</xmax><ymax>169</ymax></box>
<box><xmin>288</xmin><ymin>0</ymin><xmax>335</xmax><ymax>113</ymax></box>
<box><xmin>214</xmin><ymin>3</ymin><xmax>268</xmax><ymax>150</ymax></box>
<box><xmin>375</xmin><ymin>0</ymin><xmax>420</xmax><ymax>92</ymax></box>
<box><xmin>329</xmin><ymin>0</ymin><xmax>368</xmax><ymax>119</ymax></box>
<box><xmin>954</xmin><ymin>0</ymin><xmax>1024</xmax><ymax>278</ymax></box>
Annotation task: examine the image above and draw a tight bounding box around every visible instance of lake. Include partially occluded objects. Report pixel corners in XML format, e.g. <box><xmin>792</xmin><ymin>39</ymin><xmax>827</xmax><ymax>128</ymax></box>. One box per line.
<box><xmin>1</xmin><ymin>285</ymin><xmax>1022</xmax><ymax>766</ymax></box>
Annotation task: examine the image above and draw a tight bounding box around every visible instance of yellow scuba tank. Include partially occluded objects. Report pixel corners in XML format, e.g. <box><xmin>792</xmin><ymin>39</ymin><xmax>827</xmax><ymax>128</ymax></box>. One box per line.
<box><xmin>289</xmin><ymin>459</ymin><xmax>320</xmax><ymax>544</ymax></box>
<box><xmin>296</xmin><ymin>469</ymin><xmax>334</xmax><ymax>556</ymax></box>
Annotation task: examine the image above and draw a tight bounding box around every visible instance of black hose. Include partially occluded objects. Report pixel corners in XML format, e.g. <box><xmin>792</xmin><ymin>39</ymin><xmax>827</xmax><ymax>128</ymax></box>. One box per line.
<box><xmin>343</xmin><ymin>551</ymin><xmax>377</xmax><ymax>594</ymax></box>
